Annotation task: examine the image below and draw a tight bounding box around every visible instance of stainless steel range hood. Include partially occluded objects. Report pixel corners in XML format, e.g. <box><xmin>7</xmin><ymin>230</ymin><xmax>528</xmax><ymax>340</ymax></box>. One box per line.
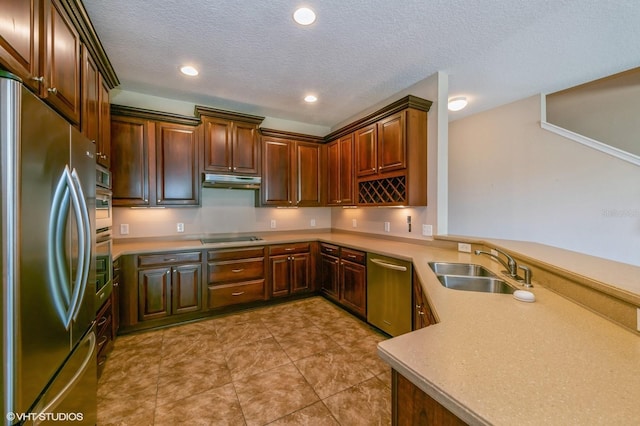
<box><xmin>202</xmin><ymin>173</ymin><xmax>261</xmax><ymax>190</ymax></box>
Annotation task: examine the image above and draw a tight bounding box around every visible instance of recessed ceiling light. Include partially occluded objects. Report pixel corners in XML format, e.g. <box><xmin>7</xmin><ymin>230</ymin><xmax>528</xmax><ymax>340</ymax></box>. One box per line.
<box><xmin>180</xmin><ymin>65</ymin><xmax>199</xmax><ymax>76</ymax></box>
<box><xmin>448</xmin><ymin>96</ymin><xmax>468</xmax><ymax>111</ymax></box>
<box><xmin>293</xmin><ymin>7</ymin><xmax>316</xmax><ymax>25</ymax></box>
<box><xmin>304</xmin><ymin>94</ymin><xmax>318</xmax><ymax>103</ymax></box>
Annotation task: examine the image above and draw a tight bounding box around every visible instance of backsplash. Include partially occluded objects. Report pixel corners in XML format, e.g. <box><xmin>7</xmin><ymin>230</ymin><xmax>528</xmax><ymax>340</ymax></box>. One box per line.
<box><xmin>113</xmin><ymin>188</ymin><xmax>331</xmax><ymax>238</ymax></box>
<box><xmin>113</xmin><ymin>188</ymin><xmax>435</xmax><ymax>241</ymax></box>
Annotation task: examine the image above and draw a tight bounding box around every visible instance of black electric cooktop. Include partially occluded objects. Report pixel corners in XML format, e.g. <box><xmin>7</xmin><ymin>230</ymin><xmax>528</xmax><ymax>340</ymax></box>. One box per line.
<box><xmin>200</xmin><ymin>236</ymin><xmax>263</xmax><ymax>244</ymax></box>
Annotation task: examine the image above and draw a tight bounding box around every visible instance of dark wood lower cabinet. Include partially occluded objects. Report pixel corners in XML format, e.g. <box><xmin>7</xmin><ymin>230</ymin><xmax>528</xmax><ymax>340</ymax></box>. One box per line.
<box><xmin>392</xmin><ymin>370</ymin><xmax>467</xmax><ymax>426</ymax></box>
<box><xmin>171</xmin><ymin>263</ymin><xmax>202</xmax><ymax>314</ymax></box>
<box><xmin>319</xmin><ymin>243</ymin><xmax>367</xmax><ymax>318</ymax></box>
<box><xmin>320</xmin><ymin>251</ymin><xmax>340</xmax><ymax>299</ymax></box>
<box><xmin>340</xmin><ymin>258</ymin><xmax>366</xmax><ymax>317</ymax></box>
<box><xmin>269</xmin><ymin>243</ymin><xmax>312</xmax><ymax>298</ymax></box>
<box><xmin>138</xmin><ymin>266</ymin><xmax>171</xmax><ymax>321</ymax></box>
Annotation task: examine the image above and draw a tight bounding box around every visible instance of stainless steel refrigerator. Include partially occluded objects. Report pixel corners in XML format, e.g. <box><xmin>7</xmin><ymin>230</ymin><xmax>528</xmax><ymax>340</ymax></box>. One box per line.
<box><xmin>1</xmin><ymin>71</ymin><xmax>97</xmax><ymax>425</ymax></box>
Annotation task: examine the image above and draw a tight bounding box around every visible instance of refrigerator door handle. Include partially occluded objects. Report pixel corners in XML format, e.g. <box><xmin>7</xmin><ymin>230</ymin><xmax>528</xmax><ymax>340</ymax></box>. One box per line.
<box><xmin>70</xmin><ymin>168</ymin><xmax>92</xmax><ymax>321</ymax></box>
<box><xmin>47</xmin><ymin>166</ymin><xmax>88</xmax><ymax>330</ymax></box>
<box><xmin>31</xmin><ymin>331</ymin><xmax>96</xmax><ymax>420</ymax></box>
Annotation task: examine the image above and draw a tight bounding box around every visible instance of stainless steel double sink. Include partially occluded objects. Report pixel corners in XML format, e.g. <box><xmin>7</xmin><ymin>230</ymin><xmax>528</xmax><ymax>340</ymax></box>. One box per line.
<box><xmin>428</xmin><ymin>262</ymin><xmax>515</xmax><ymax>294</ymax></box>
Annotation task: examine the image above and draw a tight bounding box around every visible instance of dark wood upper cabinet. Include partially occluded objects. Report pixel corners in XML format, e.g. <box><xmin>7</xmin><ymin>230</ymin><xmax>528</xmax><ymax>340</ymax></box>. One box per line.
<box><xmin>261</xmin><ymin>129</ymin><xmax>324</xmax><ymax>207</ymax></box>
<box><xmin>111</xmin><ymin>116</ymin><xmax>149</xmax><ymax>206</ymax></box>
<box><xmin>377</xmin><ymin>111</ymin><xmax>406</xmax><ymax>173</ymax></box>
<box><xmin>81</xmin><ymin>44</ymin><xmax>99</xmax><ymax>141</ymax></box>
<box><xmin>155</xmin><ymin>122</ymin><xmax>199</xmax><ymax>206</ymax></box>
<box><xmin>111</xmin><ymin>105</ymin><xmax>201</xmax><ymax>207</ymax></box>
<box><xmin>43</xmin><ymin>0</ymin><xmax>81</xmax><ymax>124</ymax></box>
<box><xmin>196</xmin><ymin>106</ymin><xmax>264</xmax><ymax>176</ymax></box>
<box><xmin>355</xmin><ymin>124</ymin><xmax>377</xmax><ymax>178</ymax></box>
<box><xmin>0</xmin><ymin>0</ymin><xmax>41</xmax><ymax>92</ymax></box>
<box><xmin>327</xmin><ymin>133</ymin><xmax>355</xmax><ymax>205</ymax></box>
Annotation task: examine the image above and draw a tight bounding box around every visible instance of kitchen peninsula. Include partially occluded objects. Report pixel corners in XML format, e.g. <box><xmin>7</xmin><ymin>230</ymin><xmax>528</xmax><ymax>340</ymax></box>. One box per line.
<box><xmin>113</xmin><ymin>230</ymin><xmax>640</xmax><ymax>425</ymax></box>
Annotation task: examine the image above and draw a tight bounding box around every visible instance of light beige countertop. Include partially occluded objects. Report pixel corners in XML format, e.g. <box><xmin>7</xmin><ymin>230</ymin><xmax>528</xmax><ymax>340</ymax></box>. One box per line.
<box><xmin>113</xmin><ymin>231</ymin><xmax>640</xmax><ymax>425</ymax></box>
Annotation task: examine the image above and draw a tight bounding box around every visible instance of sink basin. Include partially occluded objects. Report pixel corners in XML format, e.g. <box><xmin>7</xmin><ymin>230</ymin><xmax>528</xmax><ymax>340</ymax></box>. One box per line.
<box><xmin>428</xmin><ymin>262</ymin><xmax>497</xmax><ymax>278</ymax></box>
<box><xmin>437</xmin><ymin>275</ymin><xmax>515</xmax><ymax>294</ymax></box>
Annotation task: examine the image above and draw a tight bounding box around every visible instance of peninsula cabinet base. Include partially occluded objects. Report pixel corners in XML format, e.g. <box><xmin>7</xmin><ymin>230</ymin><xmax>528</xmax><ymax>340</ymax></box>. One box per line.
<box><xmin>392</xmin><ymin>369</ymin><xmax>467</xmax><ymax>426</ymax></box>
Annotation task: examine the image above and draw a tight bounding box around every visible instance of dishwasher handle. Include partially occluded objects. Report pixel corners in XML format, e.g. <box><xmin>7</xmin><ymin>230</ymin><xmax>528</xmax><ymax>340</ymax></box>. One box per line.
<box><xmin>370</xmin><ymin>258</ymin><xmax>407</xmax><ymax>271</ymax></box>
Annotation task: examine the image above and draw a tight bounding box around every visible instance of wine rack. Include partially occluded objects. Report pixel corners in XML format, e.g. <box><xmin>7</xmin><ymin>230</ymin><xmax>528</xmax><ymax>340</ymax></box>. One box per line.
<box><xmin>358</xmin><ymin>176</ymin><xmax>406</xmax><ymax>204</ymax></box>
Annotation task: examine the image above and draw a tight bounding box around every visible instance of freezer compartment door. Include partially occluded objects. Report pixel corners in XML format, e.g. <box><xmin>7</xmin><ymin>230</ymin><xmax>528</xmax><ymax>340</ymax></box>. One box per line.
<box><xmin>28</xmin><ymin>328</ymin><xmax>97</xmax><ymax>426</ymax></box>
<box><xmin>366</xmin><ymin>254</ymin><xmax>412</xmax><ymax>336</ymax></box>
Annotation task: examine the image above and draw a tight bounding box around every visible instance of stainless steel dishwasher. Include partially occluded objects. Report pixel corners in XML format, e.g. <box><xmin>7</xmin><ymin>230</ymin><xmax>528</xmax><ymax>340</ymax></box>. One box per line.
<box><xmin>367</xmin><ymin>253</ymin><xmax>412</xmax><ymax>336</ymax></box>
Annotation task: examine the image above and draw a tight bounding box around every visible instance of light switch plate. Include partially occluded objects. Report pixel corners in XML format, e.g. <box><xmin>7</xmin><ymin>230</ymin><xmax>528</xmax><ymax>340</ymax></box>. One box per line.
<box><xmin>120</xmin><ymin>224</ymin><xmax>129</xmax><ymax>235</ymax></box>
<box><xmin>458</xmin><ymin>243</ymin><xmax>471</xmax><ymax>253</ymax></box>
<box><xmin>310</xmin><ymin>219</ymin><xmax>316</xmax><ymax>227</ymax></box>
<box><xmin>177</xmin><ymin>223</ymin><xmax>184</xmax><ymax>233</ymax></box>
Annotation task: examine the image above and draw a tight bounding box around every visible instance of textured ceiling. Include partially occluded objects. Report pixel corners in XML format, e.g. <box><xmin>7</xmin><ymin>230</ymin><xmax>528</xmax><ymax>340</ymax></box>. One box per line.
<box><xmin>83</xmin><ymin>0</ymin><xmax>640</xmax><ymax>128</ymax></box>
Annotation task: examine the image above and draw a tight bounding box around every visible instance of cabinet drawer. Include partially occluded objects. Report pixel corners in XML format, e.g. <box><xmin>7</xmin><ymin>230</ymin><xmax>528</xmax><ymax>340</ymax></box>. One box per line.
<box><xmin>341</xmin><ymin>248</ymin><xmax>366</xmax><ymax>264</ymax></box>
<box><xmin>269</xmin><ymin>243</ymin><xmax>310</xmax><ymax>256</ymax></box>
<box><xmin>320</xmin><ymin>243</ymin><xmax>340</xmax><ymax>256</ymax></box>
<box><xmin>208</xmin><ymin>280</ymin><xmax>266</xmax><ymax>309</ymax></box>
<box><xmin>208</xmin><ymin>258</ymin><xmax>265</xmax><ymax>284</ymax></box>
<box><xmin>208</xmin><ymin>247</ymin><xmax>265</xmax><ymax>261</ymax></box>
<box><xmin>138</xmin><ymin>251</ymin><xmax>202</xmax><ymax>267</ymax></box>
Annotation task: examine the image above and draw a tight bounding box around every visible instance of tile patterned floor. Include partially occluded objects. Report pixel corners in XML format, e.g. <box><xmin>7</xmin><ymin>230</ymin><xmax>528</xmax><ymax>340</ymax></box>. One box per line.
<box><xmin>98</xmin><ymin>297</ymin><xmax>391</xmax><ymax>425</ymax></box>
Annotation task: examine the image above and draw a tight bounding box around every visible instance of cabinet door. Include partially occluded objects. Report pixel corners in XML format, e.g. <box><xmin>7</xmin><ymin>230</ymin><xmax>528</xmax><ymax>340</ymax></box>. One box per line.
<box><xmin>111</xmin><ymin>117</ymin><xmax>149</xmax><ymax>206</ymax></box>
<box><xmin>43</xmin><ymin>0</ymin><xmax>81</xmax><ymax>124</ymax></box>
<box><xmin>233</xmin><ymin>121</ymin><xmax>260</xmax><ymax>175</ymax></box>
<box><xmin>290</xmin><ymin>253</ymin><xmax>310</xmax><ymax>294</ymax></box>
<box><xmin>326</xmin><ymin>140</ymin><xmax>340</xmax><ymax>205</ymax></box>
<box><xmin>320</xmin><ymin>253</ymin><xmax>340</xmax><ymax>299</ymax></box>
<box><xmin>138</xmin><ymin>267</ymin><xmax>171</xmax><ymax>321</ymax></box>
<box><xmin>0</xmin><ymin>0</ymin><xmax>41</xmax><ymax>92</ymax></box>
<box><xmin>262</xmin><ymin>138</ymin><xmax>291</xmax><ymax>206</ymax></box>
<box><xmin>172</xmin><ymin>264</ymin><xmax>202</xmax><ymax>315</ymax></box>
<box><xmin>340</xmin><ymin>260</ymin><xmax>367</xmax><ymax>317</ymax></box>
<box><xmin>203</xmin><ymin>116</ymin><xmax>232</xmax><ymax>173</ymax></box>
<box><xmin>355</xmin><ymin>124</ymin><xmax>377</xmax><ymax>177</ymax></box>
<box><xmin>98</xmin><ymin>80</ymin><xmax>111</xmax><ymax>168</ymax></box>
<box><xmin>338</xmin><ymin>134</ymin><xmax>355</xmax><ymax>204</ymax></box>
<box><xmin>270</xmin><ymin>255</ymin><xmax>291</xmax><ymax>297</ymax></box>
<box><xmin>294</xmin><ymin>142</ymin><xmax>322</xmax><ymax>206</ymax></box>
<box><xmin>155</xmin><ymin>122</ymin><xmax>199</xmax><ymax>206</ymax></box>
<box><xmin>81</xmin><ymin>45</ymin><xmax>99</xmax><ymax>144</ymax></box>
<box><xmin>377</xmin><ymin>111</ymin><xmax>406</xmax><ymax>173</ymax></box>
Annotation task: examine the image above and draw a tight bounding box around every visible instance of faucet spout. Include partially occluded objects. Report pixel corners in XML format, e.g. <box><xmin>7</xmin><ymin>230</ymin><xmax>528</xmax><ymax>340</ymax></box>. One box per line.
<box><xmin>474</xmin><ymin>248</ymin><xmax>518</xmax><ymax>278</ymax></box>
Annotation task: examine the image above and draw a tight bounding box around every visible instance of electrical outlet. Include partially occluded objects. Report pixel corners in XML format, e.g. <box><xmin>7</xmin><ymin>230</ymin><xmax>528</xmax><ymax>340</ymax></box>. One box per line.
<box><xmin>458</xmin><ymin>243</ymin><xmax>471</xmax><ymax>253</ymax></box>
<box><xmin>352</xmin><ymin>219</ymin><xmax>357</xmax><ymax>228</ymax></box>
<box><xmin>177</xmin><ymin>223</ymin><xmax>184</xmax><ymax>233</ymax></box>
<box><xmin>270</xmin><ymin>219</ymin><xmax>276</xmax><ymax>229</ymax></box>
<box><xmin>637</xmin><ymin>308</ymin><xmax>640</xmax><ymax>332</ymax></box>
<box><xmin>120</xmin><ymin>224</ymin><xmax>129</xmax><ymax>235</ymax></box>
<box><xmin>422</xmin><ymin>224</ymin><xmax>432</xmax><ymax>236</ymax></box>
<box><xmin>310</xmin><ymin>219</ymin><xmax>316</xmax><ymax>227</ymax></box>
<box><xmin>384</xmin><ymin>222</ymin><xmax>391</xmax><ymax>232</ymax></box>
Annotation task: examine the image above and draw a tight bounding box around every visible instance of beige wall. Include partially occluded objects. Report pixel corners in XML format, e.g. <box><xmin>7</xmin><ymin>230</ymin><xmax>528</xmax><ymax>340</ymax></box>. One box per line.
<box><xmin>448</xmin><ymin>95</ymin><xmax>640</xmax><ymax>266</ymax></box>
<box><xmin>546</xmin><ymin>68</ymin><xmax>640</xmax><ymax>157</ymax></box>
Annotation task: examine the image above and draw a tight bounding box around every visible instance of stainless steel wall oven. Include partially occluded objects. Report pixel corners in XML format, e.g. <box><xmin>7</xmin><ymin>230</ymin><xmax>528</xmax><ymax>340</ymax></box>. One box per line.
<box><xmin>95</xmin><ymin>166</ymin><xmax>113</xmax><ymax>307</ymax></box>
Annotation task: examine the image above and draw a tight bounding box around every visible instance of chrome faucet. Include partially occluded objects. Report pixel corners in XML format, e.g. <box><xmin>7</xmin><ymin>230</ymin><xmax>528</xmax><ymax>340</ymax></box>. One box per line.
<box><xmin>474</xmin><ymin>248</ymin><xmax>518</xmax><ymax>278</ymax></box>
<box><xmin>475</xmin><ymin>248</ymin><xmax>533</xmax><ymax>287</ymax></box>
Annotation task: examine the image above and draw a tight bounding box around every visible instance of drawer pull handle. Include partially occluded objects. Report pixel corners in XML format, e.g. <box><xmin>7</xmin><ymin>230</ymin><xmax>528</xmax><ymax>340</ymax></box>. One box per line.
<box><xmin>326</xmin><ymin>248</ymin><xmax>333</xmax><ymax>252</ymax></box>
<box><xmin>231</xmin><ymin>291</ymin><xmax>245</xmax><ymax>296</ymax></box>
<box><xmin>164</xmin><ymin>258</ymin><xmax>177</xmax><ymax>262</ymax></box>
<box><xmin>48</xmin><ymin>87</ymin><xmax>58</xmax><ymax>95</ymax></box>
<box><xmin>285</xmin><ymin>248</ymin><xmax>294</xmax><ymax>251</ymax></box>
<box><xmin>97</xmin><ymin>356</ymin><xmax>107</xmax><ymax>366</ymax></box>
<box><xmin>347</xmin><ymin>254</ymin><xmax>357</xmax><ymax>259</ymax></box>
<box><xmin>97</xmin><ymin>316</ymin><xmax>108</xmax><ymax>327</ymax></box>
<box><xmin>231</xmin><ymin>269</ymin><xmax>244</xmax><ymax>273</ymax></box>
<box><xmin>97</xmin><ymin>335</ymin><xmax>109</xmax><ymax>347</ymax></box>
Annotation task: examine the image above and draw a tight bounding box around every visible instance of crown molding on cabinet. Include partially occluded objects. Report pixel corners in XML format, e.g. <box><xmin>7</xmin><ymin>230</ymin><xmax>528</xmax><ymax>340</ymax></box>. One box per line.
<box><xmin>110</xmin><ymin>104</ymin><xmax>200</xmax><ymax>126</ymax></box>
<box><xmin>194</xmin><ymin>105</ymin><xmax>265</xmax><ymax>124</ymax></box>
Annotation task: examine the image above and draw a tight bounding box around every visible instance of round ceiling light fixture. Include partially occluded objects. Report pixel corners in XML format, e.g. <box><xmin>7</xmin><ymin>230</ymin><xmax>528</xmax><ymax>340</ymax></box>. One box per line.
<box><xmin>180</xmin><ymin>65</ymin><xmax>199</xmax><ymax>76</ymax></box>
<box><xmin>293</xmin><ymin>7</ymin><xmax>316</xmax><ymax>25</ymax></box>
<box><xmin>304</xmin><ymin>94</ymin><xmax>318</xmax><ymax>103</ymax></box>
<box><xmin>448</xmin><ymin>96</ymin><xmax>468</xmax><ymax>111</ymax></box>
